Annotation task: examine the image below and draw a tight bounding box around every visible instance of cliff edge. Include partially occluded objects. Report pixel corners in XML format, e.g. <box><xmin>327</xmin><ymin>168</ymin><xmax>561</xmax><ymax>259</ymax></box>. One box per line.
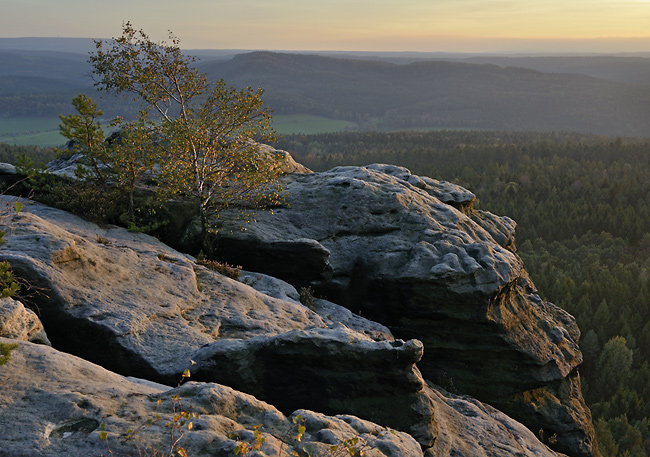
<box><xmin>198</xmin><ymin>163</ymin><xmax>597</xmax><ymax>457</ymax></box>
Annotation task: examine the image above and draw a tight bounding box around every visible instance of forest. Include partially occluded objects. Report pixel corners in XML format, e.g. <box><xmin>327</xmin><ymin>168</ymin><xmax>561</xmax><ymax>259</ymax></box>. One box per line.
<box><xmin>272</xmin><ymin>130</ymin><xmax>650</xmax><ymax>457</ymax></box>
<box><xmin>3</xmin><ymin>128</ymin><xmax>650</xmax><ymax>456</ymax></box>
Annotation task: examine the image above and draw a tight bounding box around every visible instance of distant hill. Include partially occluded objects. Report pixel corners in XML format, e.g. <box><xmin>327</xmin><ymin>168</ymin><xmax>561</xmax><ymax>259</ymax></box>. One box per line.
<box><xmin>455</xmin><ymin>55</ymin><xmax>650</xmax><ymax>85</ymax></box>
<box><xmin>2</xmin><ymin>44</ymin><xmax>650</xmax><ymax>135</ymax></box>
<box><xmin>0</xmin><ymin>37</ymin><xmax>96</xmax><ymax>54</ymax></box>
<box><xmin>0</xmin><ymin>50</ymin><xmax>91</xmax><ymax>95</ymax></box>
<box><xmin>200</xmin><ymin>51</ymin><xmax>650</xmax><ymax>135</ymax></box>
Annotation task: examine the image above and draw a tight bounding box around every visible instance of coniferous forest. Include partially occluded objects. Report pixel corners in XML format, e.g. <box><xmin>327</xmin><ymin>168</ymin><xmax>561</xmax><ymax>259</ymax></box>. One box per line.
<box><xmin>272</xmin><ymin>130</ymin><xmax>650</xmax><ymax>457</ymax></box>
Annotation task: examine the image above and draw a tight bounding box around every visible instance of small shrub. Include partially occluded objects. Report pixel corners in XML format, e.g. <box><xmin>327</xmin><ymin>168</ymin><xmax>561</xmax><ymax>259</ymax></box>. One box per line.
<box><xmin>231</xmin><ymin>415</ymin><xmax>381</xmax><ymax>457</ymax></box>
<box><xmin>196</xmin><ymin>252</ymin><xmax>241</xmax><ymax>280</ymax></box>
<box><xmin>52</xmin><ymin>245</ymin><xmax>81</xmax><ymax>264</ymax></box>
<box><xmin>0</xmin><ymin>261</ymin><xmax>20</xmax><ymax>298</ymax></box>
<box><xmin>38</xmin><ymin>178</ymin><xmax>124</xmax><ymax>226</ymax></box>
<box><xmin>100</xmin><ymin>364</ymin><xmax>196</xmax><ymax>457</ymax></box>
<box><xmin>95</xmin><ymin>234</ymin><xmax>111</xmax><ymax>245</ymax></box>
<box><xmin>299</xmin><ymin>287</ymin><xmax>315</xmax><ymax>311</ymax></box>
<box><xmin>0</xmin><ymin>342</ymin><xmax>18</xmax><ymax>367</ymax></box>
<box><xmin>230</xmin><ymin>424</ymin><xmax>265</xmax><ymax>455</ymax></box>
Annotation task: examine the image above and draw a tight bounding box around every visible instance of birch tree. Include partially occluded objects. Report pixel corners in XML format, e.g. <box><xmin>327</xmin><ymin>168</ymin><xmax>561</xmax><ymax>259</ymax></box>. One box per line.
<box><xmin>89</xmin><ymin>22</ymin><xmax>283</xmax><ymax>241</ymax></box>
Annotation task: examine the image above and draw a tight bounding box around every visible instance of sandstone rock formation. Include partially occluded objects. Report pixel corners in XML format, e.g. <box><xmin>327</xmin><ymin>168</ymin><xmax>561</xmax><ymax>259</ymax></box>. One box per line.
<box><xmin>0</xmin><ymin>196</ymin><xmax>436</xmax><ymax>447</ymax></box>
<box><xmin>1</xmin><ymin>337</ymin><xmax>568</xmax><ymax>457</ymax></box>
<box><xmin>0</xmin><ymin>338</ymin><xmax>424</xmax><ymax>457</ymax></box>
<box><xmin>0</xmin><ymin>296</ymin><xmax>50</xmax><ymax>345</ymax></box>
<box><xmin>202</xmin><ymin>164</ymin><xmax>596</xmax><ymax>457</ymax></box>
<box><xmin>0</xmin><ymin>194</ymin><xmax>570</xmax><ymax>456</ymax></box>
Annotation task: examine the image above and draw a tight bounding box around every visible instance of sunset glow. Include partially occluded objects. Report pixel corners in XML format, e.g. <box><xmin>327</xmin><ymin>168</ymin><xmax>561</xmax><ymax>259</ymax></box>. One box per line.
<box><xmin>2</xmin><ymin>0</ymin><xmax>650</xmax><ymax>52</ymax></box>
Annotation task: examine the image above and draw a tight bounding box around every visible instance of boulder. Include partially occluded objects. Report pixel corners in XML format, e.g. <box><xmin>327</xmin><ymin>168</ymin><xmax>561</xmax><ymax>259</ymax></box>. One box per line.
<box><xmin>0</xmin><ymin>296</ymin><xmax>50</xmax><ymax>345</ymax></box>
<box><xmin>0</xmin><ymin>162</ymin><xmax>17</xmax><ymax>175</ymax></box>
<box><xmin>0</xmin><ymin>338</ymin><xmax>423</xmax><ymax>457</ymax></box>
<box><xmin>188</xmin><ymin>328</ymin><xmax>437</xmax><ymax>447</ymax></box>
<box><xmin>202</xmin><ymin>164</ymin><xmax>596</xmax><ymax>457</ymax></box>
<box><xmin>239</xmin><ymin>270</ymin><xmax>393</xmax><ymax>341</ymax></box>
<box><xmin>258</xmin><ymin>143</ymin><xmax>312</xmax><ymax>174</ymax></box>
<box><xmin>0</xmin><ymin>195</ymin><xmax>573</xmax><ymax>456</ymax></box>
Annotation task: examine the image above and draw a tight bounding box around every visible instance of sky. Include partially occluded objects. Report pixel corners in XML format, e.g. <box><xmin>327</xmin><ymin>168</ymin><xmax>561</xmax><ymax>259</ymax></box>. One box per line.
<box><xmin>2</xmin><ymin>0</ymin><xmax>650</xmax><ymax>53</ymax></box>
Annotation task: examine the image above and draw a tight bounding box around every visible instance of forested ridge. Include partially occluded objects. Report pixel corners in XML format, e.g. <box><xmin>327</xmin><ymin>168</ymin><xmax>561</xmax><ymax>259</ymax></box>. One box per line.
<box><xmin>0</xmin><ymin>143</ymin><xmax>55</xmax><ymax>166</ymax></box>
<box><xmin>203</xmin><ymin>52</ymin><xmax>650</xmax><ymax>135</ymax></box>
<box><xmin>273</xmin><ymin>130</ymin><xmax>650</xmax><ymax>457</ymax></box>
<box><xmin>5</xmin><ymin>48</ymin><xmax>650</xmax><ymax>135</ymax></box>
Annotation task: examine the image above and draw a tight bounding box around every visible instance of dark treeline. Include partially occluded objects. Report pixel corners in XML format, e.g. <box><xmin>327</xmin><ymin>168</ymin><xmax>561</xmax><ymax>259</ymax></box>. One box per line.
<box><xmin>273</xmin><ymin>130</ymin><xmax>650</xmax><ymax>457</ymax></box>
<box><xmin>0</xmin><ymin>89</ymin><xmax>142</xmax><ymax>118</ymax></box>
<box><xmin>0</xmin><ymin>143</ymin><xmax>55</xmax><ymax>167</ymax></box>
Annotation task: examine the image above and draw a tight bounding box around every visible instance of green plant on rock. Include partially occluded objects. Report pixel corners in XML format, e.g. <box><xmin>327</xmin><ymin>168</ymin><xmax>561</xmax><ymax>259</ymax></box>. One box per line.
<box><xmin>230</xmin><ymin>424</ymin><xmax>266</xmax><ymax>456</ymax></box>
<box><xmin>57</xmin><ymin>94</ymin><xmax>162</xmax><ymax>230</ymax></box>
<box><xmin>0</xmin><ymin>261</ymin><xmax>20</xmax><ymax>298</ymax></box>
<box><xmin>195</xmin><ymin>252</ymin><xmax>241</xmax><ymax>280</ymax></box>
<box><xmin>299</xmin><ymin>287</ymin><xmax>316</xmax><ymax>311</ymax></box>
<box><xmin>100</xmin><ymin>365</ymin><xmax>196</xmax><ymax>457</ymax></box>
<box><xmin>0</xmin><ymin>193</ymin><xmax>23</xmax><ymax>298</ymax></box>
<box><xmin>231</xmin><ymin>415</ymin><xmax>380</xmax><ymax>457</ymax></box>
<box><xmin>0</xmin><ymin>342</ymin><xmax>18</xmax><ymax>368</ymax></box>
<box><xmin>57</xmin><ymin>94</ymin><xmax>112</xmax><ymax>187</ymax></box>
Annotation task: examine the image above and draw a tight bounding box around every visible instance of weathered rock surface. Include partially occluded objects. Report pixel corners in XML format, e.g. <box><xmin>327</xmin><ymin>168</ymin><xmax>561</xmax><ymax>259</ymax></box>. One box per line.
<box><xmin>426</xmin><ymin>384</ymin><xmax>567</xmax><ymax>457</ymax></box>
<box><xmin>1</xmin><ymin>338</ymin><xmax>567</xmax><ymax>457</ymax></box>
<box><xmin>0</xmin><ymin>338</ymin><xmax>424</xmax><ymax>457</ymax></box>
<box><xmin>0</xmin><ymin>162</ymin><xmax>17</xmax><ymax>174</ymax></box>
<box><xmin>0</xmin><ymin>194</ymin><xmax>570</xmax><ymax>456</ymax></box>
<box><xmin>259</xmin><ymin>143</ymin><xmax>313</xmax><ymax>174</ymax></box>
<box><xmin>0</xmin><ymin>196</ymin><xmax>436</xmax><ymax>447</ymax></box>
<box><xmin>0</xmin><ymin>296</ymin><xmax>50</xmax><ymax>345</ymax></box>
<box><xmin>188</xmin><ymin>328</ymin><xmax>437</xmax><ymax>447</ymax></box>
<box><xmin>203</xmin><ymin>164</ymin><xmax>596</xmax><ymax>457</ymax></box>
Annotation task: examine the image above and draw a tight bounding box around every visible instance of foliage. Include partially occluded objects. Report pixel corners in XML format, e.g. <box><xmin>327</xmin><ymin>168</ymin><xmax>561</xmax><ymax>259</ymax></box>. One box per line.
<box><xmin>299</xmin><ymin>287</ymin><xmax>315</xmax><ymax>310</ymax></box>
<box><xmin>88</xmin><ymin>22</ymin><xmax>284</xmax><ymax>244</ymax></box>
<box><xmin>0</xmin><ymin>261</ymin><xmax>21</xmax><ymax>298</ymax></box>
<box><xmin>230</xmin><ymin>414</ymin><xmax>381</xmax><ymax>457</ymax></box>
<box><xmin>57</xmin><ymin>94</ymin><xmax>111</xmax><ymax>186</ymax></box>
<box><xmin>0</xmin><ymin>142</ymin><xmax>57</xmax><ymax>167</ymax></box>
<box><xmin>195</xmin><ymin>252</ymin><xmax>241</xmax><ymax>280</ymax></box>
<box><xmin>0</xmin><ymin>342</ymin><xmax>18</xmax><ymax>368</ymax></box>
<box><xmin>100</xmin><ymin>365</ymin><xmax>196</xmax><ymax>457</ymax></box>
<box><xmin>0</xmin><ymin>192</ymin><xmax>24</xmax><ymax>298</ymax></box>
<box><xmin>230</xmin><ymin>425</ymin><xmax>265</xmax><ymax>456</ymax></box>
<box><xmin>37</xmin><ymin>177</ymin><xmax>123</xmax><ymax>225</ymax></box>
<box><xmin>57</xmin><ymin>94</ymin><xmax>159</xmax><ymax>226</ymax></box>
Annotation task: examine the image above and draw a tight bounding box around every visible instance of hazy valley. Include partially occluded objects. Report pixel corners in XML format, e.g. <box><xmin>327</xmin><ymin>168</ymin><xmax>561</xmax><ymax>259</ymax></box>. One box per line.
<box><xmin>2</xmin><ymin>38</ymin><xmax>650</xmax><ymax>146</ymax></box>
